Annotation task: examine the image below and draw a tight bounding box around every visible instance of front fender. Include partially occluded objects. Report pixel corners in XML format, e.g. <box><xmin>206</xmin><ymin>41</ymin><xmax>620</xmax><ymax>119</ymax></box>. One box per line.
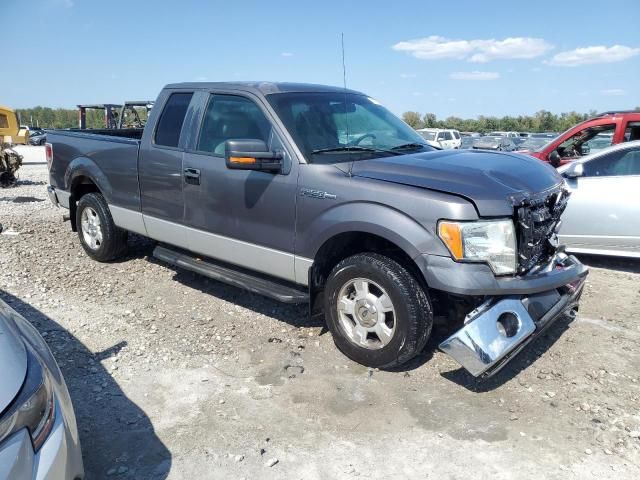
<box><xmin>298</xmin><ymin>201</ymin><xmax>451</xmax><ymax>260</ymax></box>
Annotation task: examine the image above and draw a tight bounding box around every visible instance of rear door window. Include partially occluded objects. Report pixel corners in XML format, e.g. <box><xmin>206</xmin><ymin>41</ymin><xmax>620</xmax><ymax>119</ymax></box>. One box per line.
<box><xmin>154</xmin><ymin>92</ymin><xmax>193</xmax><ymax>147</ymax></box>
<box><xmin>452</xmin><ymin>131</ymin><xmax>460</xmax><ymax>139</ymax></box>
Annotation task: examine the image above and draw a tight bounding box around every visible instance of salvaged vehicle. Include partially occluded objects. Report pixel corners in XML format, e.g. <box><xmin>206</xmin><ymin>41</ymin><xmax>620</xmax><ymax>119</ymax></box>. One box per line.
<box><xmin>46</xmin><ymin>82</ymin><xmax>588</xmax><ymax>377</ymax></box>
<box><xmin>0</xmin><ymin>105</ymin><xmax>25</xmax><ymax>187</ymax></box>
<box><xmin>558</xmin><ymin>140</ymin><xmax>640</xmax><ymax>258</ymax></box>
<box><xmin>526</xmin><ymin>111</ymin><xmax>640</xmax><ymax>167</ymax></box>
<box><xmin>0</xmin><ymin>296</ymin><xmax>84</xmax><ymax>479</ymax></box>
<box><xmin>0</xmin><ymin>106</ymin><xmax>28</xmax><ymax>145</ymax></box>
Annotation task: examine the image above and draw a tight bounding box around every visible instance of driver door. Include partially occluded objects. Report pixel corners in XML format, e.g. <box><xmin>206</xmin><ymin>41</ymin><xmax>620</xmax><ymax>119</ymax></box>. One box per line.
<box><xmin>181</xmin><ymin>92</ymin><xmax>299</xmax><ymax>282</ymax></box>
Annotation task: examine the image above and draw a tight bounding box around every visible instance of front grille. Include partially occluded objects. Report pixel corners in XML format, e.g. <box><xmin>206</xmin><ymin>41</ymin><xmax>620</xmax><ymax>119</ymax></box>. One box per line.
<box><xmin>516</xmin><ymin>188</ymin><xmax>570</xmax><ymax>273</ymax></box>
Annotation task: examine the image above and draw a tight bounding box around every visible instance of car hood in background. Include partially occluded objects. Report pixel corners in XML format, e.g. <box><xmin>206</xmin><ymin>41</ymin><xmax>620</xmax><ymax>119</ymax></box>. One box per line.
<box><xmin>349</xmin><ymin>149</ymin><xmax>562</xmax><ymax>216</ymax></box>
<box><xmin>0</xmin><ymin>300</ymin><xmax>27</xmax><ymax>414</ymax></box>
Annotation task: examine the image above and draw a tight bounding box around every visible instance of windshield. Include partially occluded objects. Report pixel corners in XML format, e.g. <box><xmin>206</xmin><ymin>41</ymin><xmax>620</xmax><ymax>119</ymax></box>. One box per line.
<box><xmin>516</xmin><ymin>138</ymin><xmax>549</xmax><ymax>151</ymax></box>
<box><xmin>267</xmin><ymin>92</ymin><xmax>433</xmax><ymax>163</ymax></box>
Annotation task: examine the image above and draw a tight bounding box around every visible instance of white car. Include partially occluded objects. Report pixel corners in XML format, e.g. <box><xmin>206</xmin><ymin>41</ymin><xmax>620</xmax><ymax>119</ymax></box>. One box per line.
<box><xmin>0</xmin><ymin>296</ymin><xmax>84</xmax><ymax>480</ymax></box>
<box><xmin>416</xmin><ymin>128</ymin><xmax>461</xmax><ymax>149</ymax></box>
<box><xmin>558</xmin><ymin>140</ymin><xmax>640</xmax><ymax>257</ymax></box>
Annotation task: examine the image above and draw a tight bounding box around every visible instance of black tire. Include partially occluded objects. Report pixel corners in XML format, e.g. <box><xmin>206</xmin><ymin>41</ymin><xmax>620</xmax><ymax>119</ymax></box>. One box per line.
<box><xmin>75</xmin><ymin>193</ymin><xmax>128</xmax><ymax>262</ymax></box>
<box><xmin>324</xmin><ymin>253</ymin><xmax>433</xmax><ymax>369</ymax></box>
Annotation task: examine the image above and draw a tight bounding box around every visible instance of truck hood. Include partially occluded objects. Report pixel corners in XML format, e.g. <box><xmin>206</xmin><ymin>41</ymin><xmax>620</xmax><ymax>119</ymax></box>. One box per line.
<box><xmin>349</xmin><ymin>149</ymin><xmax>563</xmax><ymax>216</ymax></box>
<box><xmin>0</xmin><ymin>302</ymin><xmax>27</xmax><ymax>414</ymax></box>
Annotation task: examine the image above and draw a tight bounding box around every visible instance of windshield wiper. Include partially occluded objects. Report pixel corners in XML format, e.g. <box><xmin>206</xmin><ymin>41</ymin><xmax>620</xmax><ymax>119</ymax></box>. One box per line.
<box><xmin>311</xmin><ymin>146</ymin><xmax>400</xmax><ymax>155</ymax></box>
<box><xmin>391</xmin><ymin>142</ymin><xmax>428</xmax><ymax>151</ymax></box>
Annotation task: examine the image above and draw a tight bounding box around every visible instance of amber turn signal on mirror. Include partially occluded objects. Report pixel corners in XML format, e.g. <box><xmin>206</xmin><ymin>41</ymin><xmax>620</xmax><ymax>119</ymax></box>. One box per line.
<box><xmin>229</xmin><ymin>157</ymin><xmax>257</xmax><ymax>164</ymax></box>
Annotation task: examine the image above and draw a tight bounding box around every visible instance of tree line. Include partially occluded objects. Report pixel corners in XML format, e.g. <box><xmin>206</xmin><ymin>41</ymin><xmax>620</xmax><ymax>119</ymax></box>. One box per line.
<box><xmin>16</xmin><ymin>107</ymin><xmax>107</xmax><ymax>129</ymax></box>
<box><xmin>15</xmin><ymin>105</ymin><xmax>640</xmax><ymax>132</ymax></box>
<box><xmin>402</xmin><ymin>108</ymin><xmax>640</xmax><ymax>133</ymax></box>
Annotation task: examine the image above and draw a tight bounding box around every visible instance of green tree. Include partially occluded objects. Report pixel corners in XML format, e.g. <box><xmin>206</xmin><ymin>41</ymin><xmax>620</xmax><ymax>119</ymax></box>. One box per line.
<box><xmin>402</xmin><ymin>111</ymin><xmax>423</xmax><ymax>129</ymax></box>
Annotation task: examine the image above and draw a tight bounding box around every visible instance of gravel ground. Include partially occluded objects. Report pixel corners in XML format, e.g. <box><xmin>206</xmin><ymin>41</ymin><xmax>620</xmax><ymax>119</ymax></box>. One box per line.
<box><xmin>1</xmin><ymin>147</ymin><xmax>639</xmax><ymax>479</ymax></box>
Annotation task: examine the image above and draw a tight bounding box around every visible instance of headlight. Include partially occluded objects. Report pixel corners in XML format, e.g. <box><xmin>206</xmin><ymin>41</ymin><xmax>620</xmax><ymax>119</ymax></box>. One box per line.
<box><xmin>438</xmin><ymin>219</ymin><xmax>517</xmax><ymax>275</ymax></box>
<box><xmin>0</xmin><ymin>348</ymin><xmax>56</xmax><ymax>451</ymax></box>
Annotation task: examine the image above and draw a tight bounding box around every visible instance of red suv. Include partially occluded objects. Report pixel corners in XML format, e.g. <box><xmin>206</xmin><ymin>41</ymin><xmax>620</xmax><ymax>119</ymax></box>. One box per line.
<box><xmin>523</xmin><ymin>111</ymin><xmax>640</xmax><ymax>167</ymax></box>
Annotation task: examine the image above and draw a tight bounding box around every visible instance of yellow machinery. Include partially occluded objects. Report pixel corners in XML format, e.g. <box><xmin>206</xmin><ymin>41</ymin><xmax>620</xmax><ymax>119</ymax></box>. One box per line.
<box><xmin>0</xmin><ymin>105</ymin><xmax>28</xmax><ymax>145</ymax></box>
<box><xmin>0</xmin><ymin>105</ymin><xmax>24</xmax><ymax>187</ymax></box>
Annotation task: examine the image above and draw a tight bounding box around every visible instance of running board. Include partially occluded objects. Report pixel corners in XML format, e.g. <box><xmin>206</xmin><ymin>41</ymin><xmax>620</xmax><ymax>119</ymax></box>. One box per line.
<box><xmin>152</xmin><ymin>245</ymin><xmax>309</xmax><ymax>304</ymax></box>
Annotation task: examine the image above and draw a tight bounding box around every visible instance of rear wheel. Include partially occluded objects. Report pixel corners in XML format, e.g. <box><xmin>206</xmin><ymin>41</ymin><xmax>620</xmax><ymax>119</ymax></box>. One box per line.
<box><xmin>324</xmin><ymin>253</ymin><xmax>433</xmax><ymax>368</ymax></box>
<box><xmin>75</xmin><ymin>193</ymin><xmax>128</xmax><ymax>262</ymax></box>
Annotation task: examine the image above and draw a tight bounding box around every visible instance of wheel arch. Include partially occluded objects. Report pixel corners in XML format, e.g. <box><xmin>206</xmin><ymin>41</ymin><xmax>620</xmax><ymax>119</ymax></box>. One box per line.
<box><xmin>65</xmin><ymin>158</ymin><xmax>111</xmax><ymax>231</ymax></box>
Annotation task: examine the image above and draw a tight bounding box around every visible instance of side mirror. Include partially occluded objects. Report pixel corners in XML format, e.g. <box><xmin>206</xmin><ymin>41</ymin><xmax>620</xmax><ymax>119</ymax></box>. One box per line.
<box><xmin>564</xmin><ymin>162</ymin><xmax>584</xmax><ymax>179</ymax></box>
<box><xmin>548</xmin><ymin>150</ymin><xmax>561</xmax><ymax>168</ymax></box>
<box><xmin>225</xmin><ymin>139</ymin><xmax>282</xmax><ymax>173</ymax></box>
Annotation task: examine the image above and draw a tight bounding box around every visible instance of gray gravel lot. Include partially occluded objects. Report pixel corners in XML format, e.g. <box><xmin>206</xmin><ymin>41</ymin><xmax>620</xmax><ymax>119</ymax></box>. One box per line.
<box><xmin>1</xmin><ymin>147</ymin><xmax>639</xmax><ymax>479</ymax></box>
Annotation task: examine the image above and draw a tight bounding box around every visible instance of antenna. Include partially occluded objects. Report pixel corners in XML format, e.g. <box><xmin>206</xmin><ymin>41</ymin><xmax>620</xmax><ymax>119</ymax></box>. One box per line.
<box><xmin>342</xmin><ymin>33</ymin><xmax>354</xmax><ymax>177</ymax></box>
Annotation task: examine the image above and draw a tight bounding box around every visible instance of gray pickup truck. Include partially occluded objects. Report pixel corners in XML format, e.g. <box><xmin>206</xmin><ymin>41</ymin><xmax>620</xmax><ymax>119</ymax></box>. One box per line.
<box><xmin>46</xmin><ymin>82</ymin><xmax>588</xmax><ymax>377</ymax></box>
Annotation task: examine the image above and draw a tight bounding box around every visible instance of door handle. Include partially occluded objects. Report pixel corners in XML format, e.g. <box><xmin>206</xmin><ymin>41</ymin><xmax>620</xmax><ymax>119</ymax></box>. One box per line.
<box><xmin>184</xmin><ymin>168</ymin><xmax>201</xmax><ymax>185</ymax></box>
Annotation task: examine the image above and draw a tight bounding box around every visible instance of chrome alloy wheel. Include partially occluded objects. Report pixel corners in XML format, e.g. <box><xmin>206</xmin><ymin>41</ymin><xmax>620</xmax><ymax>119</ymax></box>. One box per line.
<box><xmin>80</xmin><ymin>207</ymin><xmax>103</xmax><ymax>250</ymax></box>
<box><xmin>336</xmin><ymin>278</ymin><xmax>396</xmax><ymax>349</ymax></box>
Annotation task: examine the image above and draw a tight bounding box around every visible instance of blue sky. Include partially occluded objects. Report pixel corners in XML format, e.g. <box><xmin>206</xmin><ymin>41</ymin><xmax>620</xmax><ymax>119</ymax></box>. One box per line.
<box><xmin>3</xmin><ymin>0</ymin><xmax>639</xmax><ymax>118</ymax></box>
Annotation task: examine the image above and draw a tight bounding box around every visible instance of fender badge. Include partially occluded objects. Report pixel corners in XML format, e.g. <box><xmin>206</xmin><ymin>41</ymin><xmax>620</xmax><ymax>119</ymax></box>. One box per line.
<box><xmin>300</xmin><ymin>188</ymin><xmax>337</xmax><ymax>200</ymax></box>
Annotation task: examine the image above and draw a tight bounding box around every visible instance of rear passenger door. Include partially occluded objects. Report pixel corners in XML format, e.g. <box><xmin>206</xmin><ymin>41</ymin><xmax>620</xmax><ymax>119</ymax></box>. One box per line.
<box><xmin>139</xmin><ymin>91</ymin><xmax>194</xmax><ymax>244</ymax></box>
<box><xmin>181</xmin><ymin>92</ymin><xmax>299</xmax><ymax>282</ymax></box>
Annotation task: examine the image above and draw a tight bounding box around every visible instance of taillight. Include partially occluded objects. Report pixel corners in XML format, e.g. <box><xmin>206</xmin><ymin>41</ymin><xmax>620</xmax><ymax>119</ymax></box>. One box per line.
<box><xmin>45</xmin><ymin>143</ymin><xmax>53</xmax><ymax>170</ymax></box>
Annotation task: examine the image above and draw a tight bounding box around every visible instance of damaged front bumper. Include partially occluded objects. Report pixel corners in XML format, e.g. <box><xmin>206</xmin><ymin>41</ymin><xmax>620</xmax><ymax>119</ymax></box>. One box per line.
<box><xmin>439</xmin><ymin>253</ymin><xmax>588</xmax><ymax>378</ymax></box>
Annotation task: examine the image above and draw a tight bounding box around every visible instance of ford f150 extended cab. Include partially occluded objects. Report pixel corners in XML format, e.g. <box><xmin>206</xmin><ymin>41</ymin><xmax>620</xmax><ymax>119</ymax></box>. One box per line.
<box><xmin>46</xmin><ymin>82</ymin><xmax>588</xmax><ymax>377</ymax></box>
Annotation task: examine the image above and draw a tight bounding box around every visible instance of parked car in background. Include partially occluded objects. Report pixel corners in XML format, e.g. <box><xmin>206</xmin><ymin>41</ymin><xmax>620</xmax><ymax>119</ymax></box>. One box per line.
<box><xmin>530</xmin><ymin>132</ymin><xmax>558</xmax><ymax>139</ymax></box>
<box><xmin>527</xmin><ymin>111</ymin><xmax>640</xmax><ymax>167</ymax></box>
<box><xmin>558</xmin><ymin>140</ymin><xmax>640</xmax><ymax>257</ymax></box>
<box><xmin>515</xmin><ymin>137</ymin><xmax>553</xmax><ymax>153</ymax></box>
<box><xmin>0</xmin><ymin>296</ymin><xmax>84</xmax><ymax>479</ymax></box>
<box><xmin>28</xmin><ymin>128</ymin><xmax>47</xmax><ymax>146</ymax></box>
<box><xmin>487</xmin><ymin>131</ymin><xmax>520</xmax><ymax>138</ymax></box>
<box><xmin>472</xmin><ymin>135</ymin><xmax>517</xmax><ymax>151</ymax></box>
<box><xmin>459</xmin><ymin>136</ymin><xmax>476</xmax><ymax>149</ymax></box>
<box><xmin>416</xmin><ymin>128</ymin><xmax>461</xmax><ymax>149</ymax></box>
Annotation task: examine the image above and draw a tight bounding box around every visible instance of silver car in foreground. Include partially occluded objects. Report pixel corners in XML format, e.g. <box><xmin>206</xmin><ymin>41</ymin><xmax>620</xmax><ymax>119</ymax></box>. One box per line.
<box><xmin>0</xmin><ymin>297</ymin><xmax>84</xmax><ymax>480</ymax></box>
<box><xmin>558</xmin><ymin>140</ymin><xmax>640</xmax><ymax>257</ymax></box>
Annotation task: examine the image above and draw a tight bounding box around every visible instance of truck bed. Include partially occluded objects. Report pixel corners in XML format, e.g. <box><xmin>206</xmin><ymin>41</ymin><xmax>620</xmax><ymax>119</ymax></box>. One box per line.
<box><xmin>47</xmin><ymin>128</ymin><xmax>142</xmax><ymax>211</ymax></box>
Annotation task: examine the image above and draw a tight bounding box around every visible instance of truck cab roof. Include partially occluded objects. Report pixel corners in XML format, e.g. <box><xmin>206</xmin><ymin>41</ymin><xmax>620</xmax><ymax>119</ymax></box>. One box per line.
<box><xmin>164</xmin><ymin>81</ymin><xmax>365</xmax><ymax>96</ymax></box>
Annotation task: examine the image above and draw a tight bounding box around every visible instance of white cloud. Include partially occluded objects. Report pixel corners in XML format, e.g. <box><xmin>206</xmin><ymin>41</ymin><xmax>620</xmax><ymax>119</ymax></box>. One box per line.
<box><xmin>601</xmin><ymin>88</ymin><xmax>627</xmax><ymax>96</ymax></box>
<box><xmin>400</xmin><ymin>73</ymin><xmax>417</xmax><ymax>79</ymax></box>
<box><xmin>393</xmin><ymin>36</ymin><xmax>552</xmax><ymax>63</ymax></box>
<box><xmin>449</xmin><ymin>71</ymin><xmax>500</xmax><ymax>81</ymax></box>
<box><xmin>281</xmin><ymin>52</ymin><xmax>294</xmax><ymax>57</ymax></box>
<box><xmin>548</xmin><ymin>45</ymin><xmax>640</xmax><ymax>66</ymax></box>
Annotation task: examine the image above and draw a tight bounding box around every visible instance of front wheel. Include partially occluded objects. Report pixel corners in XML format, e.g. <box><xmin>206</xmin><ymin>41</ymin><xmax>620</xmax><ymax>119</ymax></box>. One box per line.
<box><xmin>324</xmin><ymin>253</ymin><xmax>433</xmax><ymax>369</ymax></box>
<box><xmin>76</xmin><ymin>193</ymin><xmax>128</xmax><ymax>262</ymax></box>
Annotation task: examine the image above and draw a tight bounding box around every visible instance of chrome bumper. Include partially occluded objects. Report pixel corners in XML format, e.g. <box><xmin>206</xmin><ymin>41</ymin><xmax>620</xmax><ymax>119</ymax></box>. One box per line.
<box><xmin>439</xmin><ymin>255</ymin><xmax>587</xmax><ymax>378</ymax></box>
